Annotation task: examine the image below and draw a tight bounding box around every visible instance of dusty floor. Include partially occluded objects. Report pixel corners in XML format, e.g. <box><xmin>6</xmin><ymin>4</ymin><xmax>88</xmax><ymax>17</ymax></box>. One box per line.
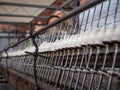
<box><xmin>0</xmin><ymin>83</ymin><xmax>15</xmax><ymax>90</ymax></box>
<box><xmin>0</xmin><ymin>74</ymin><xmax>15</xmax><ymax>90</ymax></box>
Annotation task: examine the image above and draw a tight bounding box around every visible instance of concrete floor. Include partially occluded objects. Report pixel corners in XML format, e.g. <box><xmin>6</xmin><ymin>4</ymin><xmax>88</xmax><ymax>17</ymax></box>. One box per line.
<box><xmin>0</xmin><ymin>83</ymin><xmax>15</xmax><ymax>90</ymax></box>
<box><xmin>0</xmin><ymin>74</ymin><xmax>15</xmax><ymax>90</ymax></box>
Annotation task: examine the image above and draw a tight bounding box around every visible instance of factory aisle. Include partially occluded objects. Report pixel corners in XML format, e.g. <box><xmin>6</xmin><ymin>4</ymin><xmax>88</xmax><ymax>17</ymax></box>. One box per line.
<box><xmin>0</xmin><ymin>83</ymin><xmax>15</xmax><ymax>90</ymax></box>
<box><xmin>0</xmin><ymin>74</ymin><xmax>15</xmax><ymax>90</ymax></box>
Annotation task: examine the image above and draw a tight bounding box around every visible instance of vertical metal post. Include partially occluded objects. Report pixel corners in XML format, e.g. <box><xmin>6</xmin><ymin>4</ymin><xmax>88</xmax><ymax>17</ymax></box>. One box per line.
<box><xmin>41</xmin><ymin>52</ymin><xmax>50</xmax><ymax>82</ymax></box>
<box><xmin>49</xmin><ymin>51</ymin><xmax>60</xmax><ymax>84</ymax></box>
<box><xmin>52</xmin><ymin>50</ymin><xmax>63</xmax><ymax>85</ymax></box>
<box><xmin>5</xmin><ymin>50</ymin><xmax>9</xmax><ymax>77</ymax></box>
<box><xmin>59</xmin><ymin>49</ymin><xmax>70</xmax><ymax>87</ymax></box>
<box><xmin>88</xmin><ymin>2</ymin><xmax>104</xmax><ymax>89</ymax></box>
<box><xmin>68</xmin><ymin>48</ymin><xmax>80</xmax><ymax>89</ymax></box>
<box><xmin>107</xmin><ymin>0</ymin><xmax>119</xmax><ymax>89</ymax></box>
<box><xmin>74</xmin><ymin>47</ymin><xmax>85</xmax><ymax>90</ymax></box>
<box><xmin>37</xmin><ymin>53</ymin><xmax>46</xmax><ymax>81</ymax></box>
<box><xmin>30</xmin><ymin>23</ymin><xmax>40</xmax><ymax>90</ymax></box>
<box><xmin>63</xmin><ymin>49</ymin><xmax>75</xmax><ymax>89</ymax></box>
<box><xmin>45</xmin><ymin>51</ymin><xmax>56</xmax><ymax>83</ymax></box>
<box><xmin>107</xmin><ymin>44</ymin><xmax>119</xmax><ymax>90</ymax></box>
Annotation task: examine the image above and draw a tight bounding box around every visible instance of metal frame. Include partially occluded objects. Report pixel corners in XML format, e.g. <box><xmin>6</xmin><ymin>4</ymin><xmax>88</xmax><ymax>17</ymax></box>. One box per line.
<box><xmin>0</xmin><ymin>0</ymin><xmax>104</xmax><ymax>52</ymax></box>
<box><xmin>0</xmin><ymin>0</ymin><xmax>73</xmax><ymax>10</ymax></box>
<box><xmin>0</xmin><ymin>21</ymin><xmax>47</xmax><ymax>25</ymax></box>
<box><xmin>0</xmin><ymin>14</ymin><xmax>48</xmax><ymax>19</ymax></box>
<box><xmin>49</xmin><ymin>0</ymin><xmax>73</xmax><ymax>18</ymax></box>
<box><xmin>0</xmin><ymin>36</ymin><xmax>23</xmax><ymax>38</ymax></box>
<box><xmin>0</xmin><ymin>1</ymin><xmax>59</xmax><ymax>10</ymax></box>
<box><xmin>0</xmin><ymin>0</ymin><xmax>73</xmax><ymax>24</ymax></box>
<box><xmin>1</xmin><ymin>1</ymin><xmax>119</xmax><ymax>90</ymax></box>
<box><xmin>59</xmin><ymin>0</ymin><xmax>73</xmax><ymax>9</ymax></box>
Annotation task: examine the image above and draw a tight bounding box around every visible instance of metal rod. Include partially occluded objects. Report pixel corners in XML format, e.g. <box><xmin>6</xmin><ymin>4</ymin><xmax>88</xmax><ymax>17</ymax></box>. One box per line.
<box><xmin>40</xmin><ymin>53</ymin><xmax>49</xmax><ymax>82</ymax></box>
<box><xmin>48</xmin><ymin>51</ymin><xmax>62</xmax><ymax>84</ymax></box>
<box><xmin>96</xmin><ymin>0</ymin><xmax>112</xmax><ymax>89</ymax></box>
<box><xmin>30</xmin><ymin>23</ymin><xmax>40</xmax><ymax>89</ymax></box>
<box><xmin>59</xmin><ymin>0</ymin><xmax>73</xmax><ymax>9</ymax></box>
<box><xmin>54</xmin><ymin>50</ymin><xmax>65</xmax><ymax>86</ymax></box>
<box><xmin>35</xmin><ymin>33</ymin><xmax>49</xmax><ymax>82</ymax></box>
<box><xmin>97</xmin><ymin>45</ymin><xmax>109</xmax><ymax>90</ymax></box>
<box><xmin>87</xmin><ymin>46</ymin><xmax>100</xmax><ymax>90</ymax></box>
<box><xmin>79</xmin><ymin>46</ymin><xmax>93</xmax><ymax>90</ymax></box>
<box><xmin>104</xmin><ymin>0</ymin><xmax>111</xmax><ymax>26</ymax></box>
<box><xmin>44</xmin><ymin>52</ymin><xmax>52</xmax><ymax>82</ymax></box>
<box><xmin>36</xmin><ymin>57</ymin><xmax>43</xmax><ymax>85</ymax></box>
<box><xmin>84</xmin><ymin>10</ymin><xmax>90</xmax><ymax>31</ymax></box>
<box><xmin>37</xmin><ymin>54</ymin><xmax>45</xmax><ymax>81</ymax></box>
<box><xmin>48</xmin><ymin>46</ymin><xmax>62</xmax><ymax>84</ymax></box>
<box><xmin>42</xmin><ymin>52</ymin><xmax>51</xmax><ymax>82</ymax></box>
<box><xmin>23</xmin><ymin>55</ymin><xmax>27</xmax><ymax>74</ymax></box>
<box><xmin>40</xmin><ymin>31</ymin><xmax>56</xmax><ymax>82</ymax></box>
<box><xmin>0</xmin><ymin>14</ymin><xmax>48</xmax><ymax>19</ymax></box>
<box><xmin>24</xmin><ymin>56</ymin><xmax>30</xmax><ymax>74</ymax></box>
<box><xmin>98</xmin><ymin>0</ymin><xmax>119</xmax><ymax>89</ymax></box>
<box><xmin>37</xmin><ymin>53</ymin><xmax>46</xmax><ymax>80</ymax></box>
<box><xmin>5</xmin><ymin>50</ymin><xmax>9</xmax><ymax>77</ymax></box>
<box><xmin>0</xmin><ymin>1</ymin><xmax>58</xmax><ymax>10</ymax></box>
<box><xmin>55</xmin><ymin>21</ymin><xmax>77</xmax><ymax>87</ymax></box>
<box><xmin>59</xmin><ymin>49</ymin><xmax>71</xmax><ymax>87</ymax></box>
<box><xmin>97</xmin><ymin>2</ymin><xmax>103</xmax><ymax>27</ymax></box>
<box><xmin>36</xmin><ymin>55</ymin><xmax>42</xmax><ymax>81</ymax></box>
<box><xmin>0</xmin><ymin>21</ymin><xmax>47</xmax><ymax>25</ymax></box>
<box><xmin>49</xmin><ymin>0</ymin><xmax>73</xmax><ymax>17</ymax></box>
<box><xmin>107</xmin><ymin>44</ymin><xmax>119</xmax><ymax>90</ymax></box>
<box><xmin>39</xmin><ymin>53</ymin><xmax>49</xmax><ymax>81</ymax></box>
<box><xmin>78</xmin><ymin>12</ymin><xmax>85</xmax><ymax>33</ymax></box>
<box><xmin>88</xmin><ymin>1</ymin><xmax>104</xmax><ymax>89</ymax></box>
<box><xmin>0</xmin><ymin>36</ymin><xmax>24</xmax><ymax>38</ymax></box>
<box><xmin>22</xmin><ymin>56</ymin><xmax>26</xmax><ymax>74</ymax></box>
<box><xmin>45</xmin><ymin>29</ymin><xmax>60</xmax><ymax>82</ymax></box>
<box><xmin>63</xmin><ymin>49</ymin><xmax>75</xmax><ymax>89</ymax></box>
<box><xmin>55</xmin><ymin>50</ymin><xmax>66</xmax><ymax>87</ymax></box>
<box><xmin>45</xmin><ymin>52</ymin><xmax>56</xmax><ymax>83</ymax></box>
<box><xmin>48</xmin><ymin>51</ymin><xmax>60</xmax><ymax>83</ymax></box>
<box><xmin>68</xmin><ymin>48</ymin><xmax>80</xmax><ymax>89</ymax></box>
<box><xmin>78</xmin><ymin>3</ymin><xmax>99</xmax><ymax>89</ymax></box>
<box><xmin>46</xmin><ymin>51</ymin><xmax>56</xmax><ymax>83</ymax></box>
<box><xmin>74</xmin><ymin>47</ymin><xmax>86</xmax><ymax>90</ymax></box>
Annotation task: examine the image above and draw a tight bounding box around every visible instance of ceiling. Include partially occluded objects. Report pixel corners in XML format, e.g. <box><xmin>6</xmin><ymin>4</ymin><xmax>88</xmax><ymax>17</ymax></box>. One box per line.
<box><xmin>0</xmin><ymin>0</ymin><xmax>72</xmax><ymax>32</ymax></box>
<box><xmin>0</xmin><ymin>0</ymin><xmax>56</xmax><ymax>23</ymax></box>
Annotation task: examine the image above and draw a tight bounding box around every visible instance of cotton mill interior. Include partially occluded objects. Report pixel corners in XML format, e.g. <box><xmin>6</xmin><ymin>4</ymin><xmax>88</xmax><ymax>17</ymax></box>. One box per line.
<box><xmin>0</xmin><ymin>0</ymin><xmax>120</xmax><ymax>90</ymax></box>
